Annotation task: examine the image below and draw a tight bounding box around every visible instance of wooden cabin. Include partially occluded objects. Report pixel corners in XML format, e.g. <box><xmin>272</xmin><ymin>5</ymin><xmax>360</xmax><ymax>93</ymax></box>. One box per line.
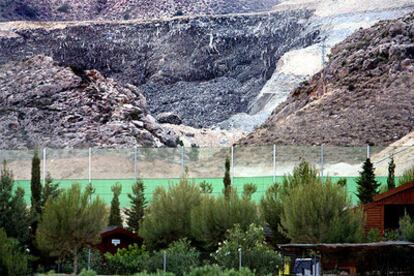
<box><xmin>95</xmin><ymin>226</ymin><xmax>143</xmax><ymax>254</ymax></box>
<box><xmin>363</xmin><ymin>182</ymin><xmax>414</xmax><ymax>234</ymax></box>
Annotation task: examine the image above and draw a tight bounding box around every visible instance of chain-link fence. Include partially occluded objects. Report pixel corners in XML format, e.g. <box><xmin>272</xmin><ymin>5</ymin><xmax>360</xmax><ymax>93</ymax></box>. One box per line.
<box><xmin>0</xmin><ymin>145</ymin><xmax>413</xmax><ymax>206</ymax></box>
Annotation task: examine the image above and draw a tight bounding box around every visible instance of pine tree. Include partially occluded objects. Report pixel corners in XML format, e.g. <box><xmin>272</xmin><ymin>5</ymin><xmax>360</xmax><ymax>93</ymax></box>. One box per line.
<box><xmin>31</xmin><ymin>149</ymin><xmax>42</xmax><ymax>217</ymax></box>
<box><xmin>36</xmin><ymin>184</ymin><xmax>108</xmax><ymax>274</ymax></box>
<box><xmin>223</xmin><ymin>156</ymin><xmax>232</xmax><ymax>198</ymax></box>
<box><xmin>109</xmin><ymin>183</ymin><xmax>123</xmax><ymax>227</ymax></box>
<box><xmin>0</xmin><ymin>161</ymin><xmax>30</xmax><ymax>244</ymax></box>
<box><xmin>387</xmin><ymin>157</ymin><xmax>396</xmax><ymax>191</ymax></box>
<box><xmin>40</xmin><ymin>173</ymin><xmax>60</xmax><ymax>209</ymax></box>
<box><xmin>125</xmin><ymin>179</ymin><xmax>146</xmax><ymax>232</ymax></box>
<box><xmin>356</xmin><ymin>158</ymin><xmax>380</xmax><ymax>204</ymax></box>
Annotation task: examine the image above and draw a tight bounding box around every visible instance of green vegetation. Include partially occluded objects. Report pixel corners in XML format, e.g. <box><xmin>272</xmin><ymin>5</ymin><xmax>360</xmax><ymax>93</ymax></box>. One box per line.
<box><xmin>260</xmin><ymin>183</ymin><xmax>288</xmax><ymax>244</ymax></box>
<box><xmin>281</xmin><ymin>176</ymin><xmax>364</xmax><ymax>243</ymax></box>
<box><xmin>185</xmin><ymin>265</ymin><xmax>255</xmax><ymax>276</ymax></box>
<box><xmin>31</xmin><ymin>149</ymin><xmax>42</xmax><ymax>226</ymax></box>
<box><xmin>399</xmin><ymin>165</ymin><xmax>414</xmax><ymax>186</ymax></box>
<box><xmin>0</xmin><ymin>161</ymin><xmax>30</xmax><ymax>244</ymax></box>
<box><xmin>387</xmin><ymin>157</ymin><xmax>396</xmax><ymax>190</ymax></box>
<box><xmin>3</xmin><ymin>151</ymin><xmax>413</xmax><ymax>274</ymax></box>
<box><xmin>223</xmin><ymin>156</ymin><xmax>232</xmax><ymax>198</ymax></box>
<box><xmin>125</xmin><ymin>179</ymin><xmax>147</xmax><ymax>232</ymax></box>
<box><xmin>191</xmin><ymin>191</ymin><xmax>259</xmax><ymax>251</ymax></box>
<box><xmin>0</xmin><ymin>228</ymin><xmax>31</xmax><ymax>275</ymax></box>
<box><xmin>105</xmin><ymin>244</ymin><xmax>149</xmax><ymax>274</ymax></box>
<box><xmin>400</xmin><ymin>213</ymin><xmax>414</xmax><ymax>242</ymax></box>
<box><xmin>139</xmin><ymin>174</ymin><xmax>202</xmax><ymax>249</ymax></box>
<box><xmin>109</xmin><ymin>183</ymin><xmax>123</xmax><ymax>227</ymax></box>
<box><xmin>356</xmin><ymin>158</ymin><xmax>380</xmax><ymax>204</ymax></box>
<box><xmin>36</xmin><ymin>184</ymin><xmax>108</xmax><ymax>274</ymax></box>
<box><xmin>214</xmin><ymin>224</ymin><xmax>281</xmax><ymax>275</ymax></box>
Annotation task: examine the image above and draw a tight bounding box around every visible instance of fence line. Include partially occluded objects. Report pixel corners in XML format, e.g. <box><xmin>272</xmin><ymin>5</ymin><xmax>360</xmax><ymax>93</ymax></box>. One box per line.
<box><xmin>1</xmin><ymin>144</ymin><xmax>413</xmax><ymax>182</ymax></box>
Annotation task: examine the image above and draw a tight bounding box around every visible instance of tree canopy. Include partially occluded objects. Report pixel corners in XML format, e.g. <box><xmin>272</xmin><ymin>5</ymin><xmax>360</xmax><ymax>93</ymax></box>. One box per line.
<box><xmin>36</xmin><ymin>183</ymin><xmax>107</xmax><ymax>274</ymax></box>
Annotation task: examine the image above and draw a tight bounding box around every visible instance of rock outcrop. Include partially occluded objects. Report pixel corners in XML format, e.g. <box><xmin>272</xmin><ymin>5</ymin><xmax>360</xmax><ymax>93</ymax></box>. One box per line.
<box><xmin>240</xmin><ymin>13</ymin><xmax>414</xmax><ymax>146</ymax></box>
<box><xmin>0</xmin><ymin>55</ymin><xmax>178</xmax><ymax>149</ymax></box>
<box><xmin>0</xmin><ymin>0</ymin><xmax>279</xmax><ymax>22</ymax></box>
<box><xmin>0</xmin><ymin>10</ymin><xmax>318</xmax><ymax>128</ymax></box>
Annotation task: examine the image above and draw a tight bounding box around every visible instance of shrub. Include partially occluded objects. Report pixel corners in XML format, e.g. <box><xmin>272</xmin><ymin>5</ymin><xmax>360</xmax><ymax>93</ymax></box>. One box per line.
<box><xmin>0</xmin><ymin>229</ymin><xmax>31</xmax><ymax>275</ymax></box>
<box><xmin>139</xmin><ymin>175</ymin><xmax>202</xmax><ymax>249</ymax></box>
<box><xmin>260</xmin><ymin>184</ymin><xmax>289</xmax><ymax>244</ymax></box>
<box><xmin>242</xmin><ymin>183</ymin><xmax>257</xmax><ymax>200</ymax></box>
<box><xmin>398</xmin><ymin>166</ymin><xmax>414</xmax><ymax>186</ymax></box>
<box><xmin>365</xmin><ymin>228</ymin><xmax>382</xmax><ymax>242</ymax></box>
<box><xmin>57</xmin><ymin>3</ymin><xmax>71</xmax><ymax>13</ymax></box>
<box><xmin>199</xmin><ymin>181</ymin><xmax>213</xmax><ymax>194</ymax></box>
<box><xmin>185</xmin><ymin>265</ymin><xmax>255</xmax><ymax>276</ymax></box>
<box><xmin>105</xmin><ymin>244</ymin><xmax>149</xmax><ymax>274</ymax></box>
<box><xmin>134</xmin><ymin>272</ymin><xmax>174</xmax><ymax>276</ymax></box>
<box><xmin>214</xmin><ymin>224</ymin><xmax>281</xmax><ymax>275</ymax></box>
<box><xmin>384</xmin><ymin>229</ymin><xmax>400</xmax><ymax>241</ymax></box>
<box><xmin>79</xmin><ymin>269</ymin><xmax>97</xmax><ymax>276</ymax></box>
<box><xmin>191</xmin><ymin>192</ymin><xmax>260</xmax><ymax>252</ymax></box>
<box><xmin>400</xmin><ymin>213</ymin><xmax>414</xmax><ymax>242</ymax></box>
<box><xmin>60</xmin><ymin>248</ymin><xmax>109</xmax><ymax>274</ymax></box>
<box><xmin>280</xmin><ymin>162</ymin><xmax>364</xmax><ymax>243</ymax></box>
<box><xmin>149</xmin><ymin>239</ymin><xmax>200</xmax><ymax>275</ymax></box>
<box><xmin>282</xmin><ymin>160</ymin><xmax>320</xmax><ymax>191</ymax></box>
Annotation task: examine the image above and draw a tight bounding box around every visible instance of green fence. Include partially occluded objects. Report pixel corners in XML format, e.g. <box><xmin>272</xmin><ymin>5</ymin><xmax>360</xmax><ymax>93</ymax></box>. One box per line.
<box><xmin>15</xmin><ymin>176</ymin><xmax>390</xmax><ymax>207</ymax></box>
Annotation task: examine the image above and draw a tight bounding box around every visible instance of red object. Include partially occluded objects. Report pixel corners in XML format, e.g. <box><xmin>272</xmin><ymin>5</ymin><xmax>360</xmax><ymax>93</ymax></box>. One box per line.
<box><xmin>363</xmin><ymin>182</ymin><xmax>414</xmax><ymax>234</ymax></box>
<box><xmin>95</xmin><ymin>226</ymin><xmax>143</xmax><ymax>254</ymax></box>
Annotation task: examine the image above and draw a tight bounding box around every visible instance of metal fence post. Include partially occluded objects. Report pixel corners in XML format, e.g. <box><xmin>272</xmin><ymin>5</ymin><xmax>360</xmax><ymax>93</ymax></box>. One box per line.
<box><xmin>320</xmin><ymin>144</ymin><xmax>324</xmax><ymax>178</ymax></box>
<box><xmin>42</xmin><ymin>147</ymin><xmax>47</xmax><ymax>184</ymax></box>
<box><xmin>134</xmin><ymin>146</ymin><xmax>138</xmax><ymax>178</ymax></box>
<box><xmin>181</xmin><ymin>146</ymin><xmax>184</xmax><ymax>175</ymax></box>
<box><xmin>273</xmin><ymin>145</ymin><xmax>276</xmax><ymax>183</ymax></box>
<box><xmin>163</xmin><ymin>251</ymin><xmax>167</xmax><ymax>272</ymax></box>
<box><xmin>231</xmin><ymin>146</ymin><xmax>235</xmax><ymax>184</ymax></box>
<box><xmin>88</xmin><ymin>147</ymin><xmax>92</xmax><ymax>184</ymax></box>
<box><xmin>238</xmin><ymin>248</ymin><xmax>242</xmax><ymax>270</ymax></box>
<box><xmin>367</xmin><ymin>144</ymin><xmax>371</xmax><ymax>159</ymax></box>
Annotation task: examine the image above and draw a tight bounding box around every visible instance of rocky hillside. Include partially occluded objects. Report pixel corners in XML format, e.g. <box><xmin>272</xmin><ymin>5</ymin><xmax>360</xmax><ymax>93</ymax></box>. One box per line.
<box><xmin>240</xmin><ymin>12</ymin><xmax>414</xmax><ymax>146</ymax></box>
<box><xmin>0</xmin><ymin>55</ymin><xmax>178</xmax><ymax>149</ymax></box>
<box><xmin>0</xmin><ymin>10</ymin><xmax>317</xmax><ymax>128</ymax></box>
<box><xmin>0</xmin><ymin>0</ymin><xmax>279</xmax><ymax>22</ymax></box>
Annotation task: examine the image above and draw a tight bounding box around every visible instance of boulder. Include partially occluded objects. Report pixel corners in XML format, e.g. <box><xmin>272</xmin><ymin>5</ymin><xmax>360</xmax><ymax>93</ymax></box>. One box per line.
<box><xmin>156</xmin><ymin>112</ymin><xmax>182</xmax><ymax>125</ymax></box>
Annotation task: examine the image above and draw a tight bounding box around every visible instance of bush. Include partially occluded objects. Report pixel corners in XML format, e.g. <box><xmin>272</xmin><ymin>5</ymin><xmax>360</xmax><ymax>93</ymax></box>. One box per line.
<box><xmin>79</xmin><ymin>269</ymin><xmax>97</xmax><ymax>276</ymax></box>
<box><xmin>400</xmin><ymin>213</ymin><xmax>414</xmax><ymax>242</ymax></box>
<box><xmin>260</xmin><ymin>184</ymin><xmax>289</xmax><ymax>244</ymax></box>
<box><xmin>0</xmin><ymin>228</ymin><xmax>31</xmax><ymax>275</ymax></box>
<box><xmin>105</xmin><ymin>244</ymin><xmax>149</xmax><ymax>274</ymax></box>
<box><xmin>399</xmin><ymin>166</ymin><xmax>414</xmax><ymax>186</ymax></box>
<box><xmin>149</xmin><ymin>239</ymin><xmax>200</xmax><ymax>275</ymax></box>
<box><xmin>134</xmin><ymin>272</ymin><xmax>174</xmax><ymax>276</ymax></box>
<box><xmin>139</xmin><ymin>175</ymin><xmax>202</xmax><ymax>249</ymax></box>
<box><xmin>57</xmin><ymin>3</ymin><xmax>71</xmax><ymax>13</ymax></box>
<box><xmin>61</xmin><ymin>248</ymin><xmax>109</xmax><ymax>274</ymax></box>
<box><xmin>384</xmin><ymin>229</ymin><xmax>400</xmax><ymax>241</ymax></box>
<box><xmin>280</xmin><ymin>162</ymin><xmax>364</xmax><ymax>243</ymax></box>
<box><xmin>191</xmin><ymin>192</ymin><xmax>260</xmax><ymax>252</ymax></box>
<box><xmin>365</xmin><ymin>228</ymin><xmax>382</xmax><ymax>242</ymax></box>
<box><xmin>214</xmin><ymin>224</ymin><xmax>281</xmax><ymax>275</ymax></box>
<box><xmin>185</xmin><ymin>265</ymin><xmax>255</xmax><ymax>276</ymax></box>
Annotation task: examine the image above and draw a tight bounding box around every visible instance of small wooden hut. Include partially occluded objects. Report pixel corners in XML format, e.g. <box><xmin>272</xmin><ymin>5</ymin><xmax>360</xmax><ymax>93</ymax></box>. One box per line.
<box><xmin>363</xmin><ymin>182</ymin><xmax>414</xmax><ymax>233</ymax></box>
